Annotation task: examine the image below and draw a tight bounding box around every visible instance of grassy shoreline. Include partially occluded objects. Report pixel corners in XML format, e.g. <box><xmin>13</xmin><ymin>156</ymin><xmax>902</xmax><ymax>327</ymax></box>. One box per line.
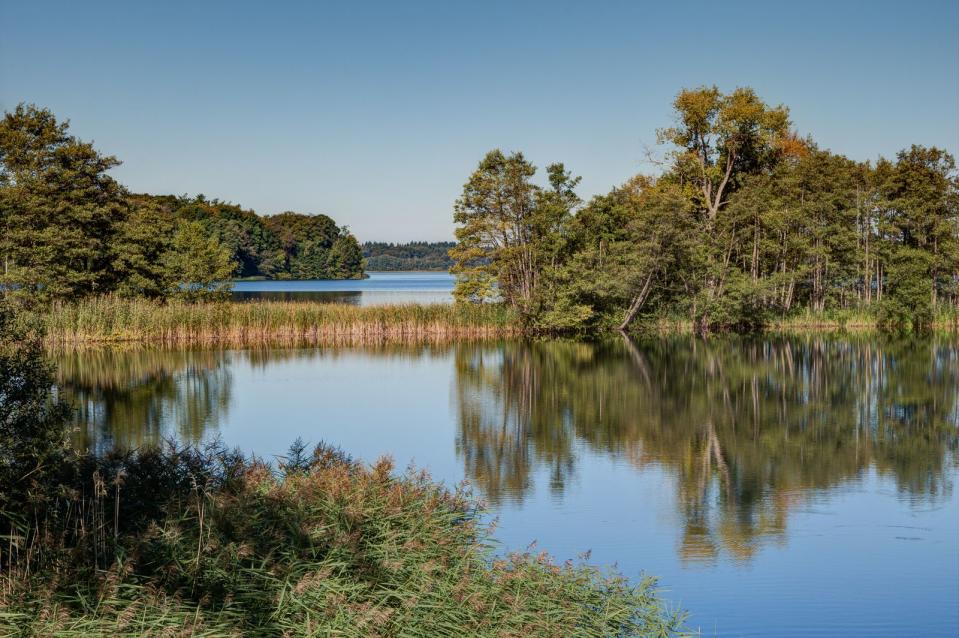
<box><xmin>41</xmin><ymin>296</ymin><xmax>519</xmax><ymax>346</ymax></box>
<box><xmin>35</xmin><ymin>297</ymin><xmax>959</xmax><ymax>347</ymax></box>
<box><xmin>647</xmin><ymin>309</ymin><xmax>959</xmax><ymax>334</ymax></box>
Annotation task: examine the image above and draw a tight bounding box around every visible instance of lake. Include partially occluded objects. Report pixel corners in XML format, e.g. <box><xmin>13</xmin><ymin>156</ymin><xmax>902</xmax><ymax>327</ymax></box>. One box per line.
<box><xmin>55</xmin><ymin>335</ymin><xmax>959</xmax><ymax>637</ymax></box>
<box><xmin>232</xmin><ymin>271</ymin><xmax>455</xmax><ymax>305</ymax></box>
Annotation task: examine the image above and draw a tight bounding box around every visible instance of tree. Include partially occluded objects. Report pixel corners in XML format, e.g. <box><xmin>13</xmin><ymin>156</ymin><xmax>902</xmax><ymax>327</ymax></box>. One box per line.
<box><xmin>327</xmin><ymin>233</ymin><xmax>364</xmax><ymax>279</ymax></box>
<box><xmin>362</xmin><ymin>241</ymin><xmax>455</xmax><ymax>271</ymax></box>
<box><xmin>113</xmin><ymin>197</ymin><xmax>176</xmax><ymax>297</ymax></box>
<box><xmin>879</xmin><ymin>146</ymin><xmax>959</xmax><ymax>309</ymax></box>
<box><xmin>0</xmin><ymin>104</ymin><xmax>126</xmax><ymax>304</ymax></box>
<box><xmin>878</xmin><ymin>248</ymin><xmax>934</xmax><ymax>331</ymax></box>
<box><xmin>535</xmin><ymin>176</ymin><xmax>694</xmax><ymax>332</ymax></box>
<box><xmin>450</xmin><ymin>150</ymin><xmax>579</xmax><ymax>318</ymax></box>
<box><xmin>659</xmin><ymin>87</ymin><xmax>792</xmax><ymax>222</ymax></box>
<box><xmin>658</xmin><ymin>87</ymin><xmax>795</xmax><ymax>332</ymax></box>
<box><xmin>264</xmin><ymin>211</ymin><xmax>343</xmax><ymax>277</ymax></box>
<box><xmin>162</xmin><ymin>221</ymin><xmax>236</xmax><ymax>301</ymax></box>
<box><xmin>0</xmin><ymin>302</ymin><xmax>70</xmax><ymax>520</ymax></box>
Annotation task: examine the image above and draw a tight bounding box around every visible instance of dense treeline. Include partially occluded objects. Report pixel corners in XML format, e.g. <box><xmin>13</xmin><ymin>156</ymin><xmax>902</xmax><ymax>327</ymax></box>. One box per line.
<box><xmin>0</xmin><ymin>104</ymin><xmax>364</xmax><ymax>307</ymax></box>
<box><xmin>451</xmin><ymin>86</ymin><xmax>959</xmax><ymax>333</ymax></box>
<box><xmin>362</xmin><ymin>241</ymin><xmax>455</xmax><ymax>270</ymax></box>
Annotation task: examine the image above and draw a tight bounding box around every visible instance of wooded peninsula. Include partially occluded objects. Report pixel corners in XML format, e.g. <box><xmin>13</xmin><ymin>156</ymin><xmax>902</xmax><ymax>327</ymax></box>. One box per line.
<box><xmin>0</xmin><ymin>104</ymin><xmax>364</xmax><ymax>307</ymax></box>
<box><xmin>449</xmin><ymin>86</ymin><xmax>959</xmax><ymax>335</ymax></box>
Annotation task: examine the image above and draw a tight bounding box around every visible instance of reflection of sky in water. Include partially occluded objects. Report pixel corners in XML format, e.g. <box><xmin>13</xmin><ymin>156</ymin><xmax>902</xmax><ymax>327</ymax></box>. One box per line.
<box><xmin>56</xmin><ymin>338</ymin><xmax>959</xmax><ymax>637</ymax></box>
<box><xmin>231</xmin><ymin>271</ymin><xmax>454</xmax><ymax>306</ymax></box>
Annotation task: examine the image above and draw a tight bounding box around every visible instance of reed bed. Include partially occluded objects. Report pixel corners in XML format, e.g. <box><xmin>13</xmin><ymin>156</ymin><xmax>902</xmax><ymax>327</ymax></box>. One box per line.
<box><xmin>1</xmin><ymin>443</ymin><xmax>687</xmax><ymax>637</ymax></box>
<box><xmin>42</xmin><ymin>296</ymin><xmax>519</xmax><ymax>346</ymax></box>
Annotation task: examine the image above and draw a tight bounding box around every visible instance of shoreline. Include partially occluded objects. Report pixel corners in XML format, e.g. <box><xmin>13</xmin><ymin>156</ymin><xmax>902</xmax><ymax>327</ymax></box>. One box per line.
<box><xmin>36</xmin><ymin>297</ymin><xmax>958</xmax><ymax>347</ymax></box>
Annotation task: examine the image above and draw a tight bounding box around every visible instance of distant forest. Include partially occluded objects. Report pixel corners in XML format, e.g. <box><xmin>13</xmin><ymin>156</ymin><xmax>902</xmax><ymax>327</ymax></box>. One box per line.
<box><xmin>362</xmin><ymin>241</ymin><xmax>454</xmax><ymax>271</ymax></box>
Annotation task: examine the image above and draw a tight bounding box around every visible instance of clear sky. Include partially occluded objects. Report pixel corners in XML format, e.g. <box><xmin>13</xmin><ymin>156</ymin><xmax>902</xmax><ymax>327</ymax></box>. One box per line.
<box><xmin>2</xmin><ymin>0</ymin><xmax>957</xmax><ymax>241</ymax></box>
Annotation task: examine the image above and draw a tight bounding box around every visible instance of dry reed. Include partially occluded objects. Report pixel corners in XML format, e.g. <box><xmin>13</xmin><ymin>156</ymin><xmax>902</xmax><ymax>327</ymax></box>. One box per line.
<box><xmin>41</xmin><ymin>296</ymin><xmax>519</xmax><ymax>346</ymax></box>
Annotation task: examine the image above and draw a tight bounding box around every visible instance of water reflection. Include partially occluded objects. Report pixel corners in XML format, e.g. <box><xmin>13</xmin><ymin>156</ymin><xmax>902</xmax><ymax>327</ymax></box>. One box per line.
<box><xmin>56</xmin><ymin>349</ymin><xmax>233</xmax><ymax>453</ymax></box>
<box><xmin>453</xmin><ymin>336</ymin><xmax>959</xmax><ymax>563</ymax></box>
<box><xmin>55</xmin><ymin>336</ymin><xmax>958</xmax><ymax>565</ymax></box>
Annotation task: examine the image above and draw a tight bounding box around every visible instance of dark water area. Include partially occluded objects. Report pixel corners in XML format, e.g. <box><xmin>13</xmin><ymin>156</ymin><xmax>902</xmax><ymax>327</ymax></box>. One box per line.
<box><xmin>55</xmin><ymin>336</ymin><xmax>959</xmax><ymax>636</ymax></box>
<box><xmin>231</xmin><ymin>271</ymin><xmax>453</xmax><ymax>305</ymax></box>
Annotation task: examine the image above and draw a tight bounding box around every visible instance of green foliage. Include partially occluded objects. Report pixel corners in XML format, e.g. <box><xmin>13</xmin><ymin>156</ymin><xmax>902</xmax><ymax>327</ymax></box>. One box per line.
<box><xmin>362</xmin><ymin>241</ymin><xmax>455</xmax><ymax>271</ymax></box>
<box><xmin>112</xmin><ymin>199</ymin><xmax>176</xmax><ymax>298</ymax></box>
<box><xmin>264</xmin><ymin>211</ymin><xmax>360</xmax><ymax>280</ymax></box>
<box><xmin>878</xmin><ymin>248</ymin><xmax>934</xmax><ymax>331</ymax></box>
<box><xmin>0</xmin><ymin>303</ymin><xmax>71</xmax><ymax>519</ymax></box>
<box><xmin>327</xmin><ymin>233</ymin><xmax>364</xmax><ymax>279</ymax></box>
<box><xmin>162</xmin><ymin>221</ymin><xmax>237</xmax><ymax>301</ymax></box>
<box><xmin>534</xmin><ymin>177</ymin><xmax>696</xmax><ymax>332</ymax></box>
<box><xmin>0</xmin><ymin>104</ymin><xmax>125</xmax><ymax>305</ymax></box>
<box><xmin>658</xmin><ymin>85</ymin><xmax>793</xmax><ymax>221</ymax></box>
<box><xmin>450</xmin><ymin>150</ymin><xmax>580</xmax><ymax>319</ymax></box>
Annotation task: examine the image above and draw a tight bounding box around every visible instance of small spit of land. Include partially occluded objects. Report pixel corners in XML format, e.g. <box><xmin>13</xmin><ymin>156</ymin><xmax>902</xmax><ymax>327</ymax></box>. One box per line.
<box><xmin>40</xmin><ymin>296</ymin><xmax>519</xmax><ymax>346</ymax></box>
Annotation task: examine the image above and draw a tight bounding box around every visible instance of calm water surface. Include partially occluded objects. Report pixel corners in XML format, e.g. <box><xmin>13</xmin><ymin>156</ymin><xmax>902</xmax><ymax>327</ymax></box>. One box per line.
<box><xmin>231</xmin><ymin>271</ymin><xmax>454</xmax><ymax>305</ymax></box>
<box><xmin>56</xmin><ymin>336</ymin><xmax>959</xmax><ymax>637</ymax></box>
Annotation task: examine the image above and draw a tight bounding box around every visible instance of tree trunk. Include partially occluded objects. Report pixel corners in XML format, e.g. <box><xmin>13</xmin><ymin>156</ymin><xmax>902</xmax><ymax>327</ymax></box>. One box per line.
<box><xmin>617</xmin><ymin>271</ymin><xmax>655</xmax><ymax>331</ymax></box>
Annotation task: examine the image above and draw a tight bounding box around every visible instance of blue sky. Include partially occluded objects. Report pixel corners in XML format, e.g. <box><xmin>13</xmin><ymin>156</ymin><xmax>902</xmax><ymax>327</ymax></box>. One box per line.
<box><xmin>2</xmin><ymin>0</ymin><xmax>957</xmax><ymax>241</ymax></box>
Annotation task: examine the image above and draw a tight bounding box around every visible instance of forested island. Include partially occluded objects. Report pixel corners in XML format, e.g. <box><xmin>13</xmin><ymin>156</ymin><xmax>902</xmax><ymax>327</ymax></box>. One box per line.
<box><xmin>362</xmin><ymin>241</ymin><xmax>455</xmax><ymax>271</ymax></box>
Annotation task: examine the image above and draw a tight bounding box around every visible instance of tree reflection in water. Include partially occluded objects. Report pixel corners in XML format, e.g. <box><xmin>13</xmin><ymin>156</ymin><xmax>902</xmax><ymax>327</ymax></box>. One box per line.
<box><xmin>453</xmin><ymin>336</ymin><xmax>959</xmax><ymax>564</ymax></box>
<box><xmin>54</xmin><ymin>336</ymin><xmax>958</xmax><ymax>565</ymax></box>
<box><xmin>55</xmin><ymin>348</ymin><xmax>233</xmax><ymax>453</ymax></box>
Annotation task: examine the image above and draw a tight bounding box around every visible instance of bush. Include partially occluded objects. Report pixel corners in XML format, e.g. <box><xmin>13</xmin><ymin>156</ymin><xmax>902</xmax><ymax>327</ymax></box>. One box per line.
<box><xmin>878</xmin><ymin>248</ymin><xmax>934</xmax><ymax>332</ymax></box>
<box><xmin>0</xmin><ymin>302</ymin><xmax>71</xmax><ymax>523</ymax></box>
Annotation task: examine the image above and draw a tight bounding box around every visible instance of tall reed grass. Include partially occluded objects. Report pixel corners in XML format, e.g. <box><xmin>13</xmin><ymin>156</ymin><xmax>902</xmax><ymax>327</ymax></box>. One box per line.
<box><xmin>41</xmin><ymin>296</ymin><xmax>519</xmax><ymax>346</ymax></box>
<box><xmin>1</xmin><ymin>442</ymin><xmax>687</xmax><ymax>637</ymax></box>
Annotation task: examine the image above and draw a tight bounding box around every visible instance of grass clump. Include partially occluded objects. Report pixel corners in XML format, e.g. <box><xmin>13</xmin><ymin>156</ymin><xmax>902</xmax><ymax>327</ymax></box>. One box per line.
<box><xmin>41</xmin><ymin>296</ymin><xmax>518</xmax><ymax>345</ymax></box>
